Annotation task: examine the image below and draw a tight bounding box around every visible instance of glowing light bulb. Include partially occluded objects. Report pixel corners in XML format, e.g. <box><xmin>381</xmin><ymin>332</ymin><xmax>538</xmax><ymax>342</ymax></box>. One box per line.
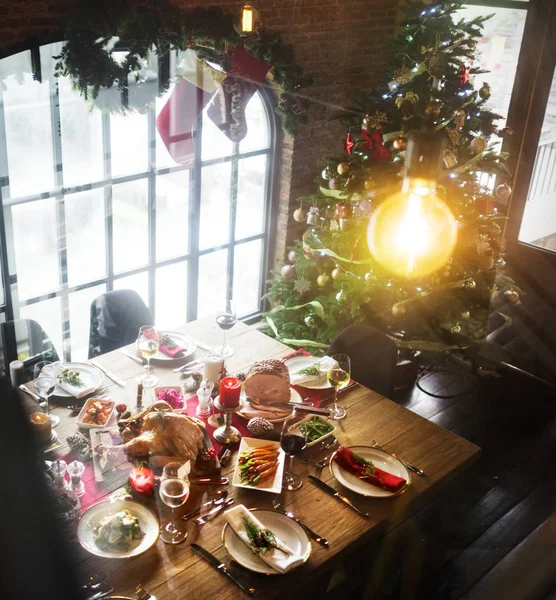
<box><xmin>367</xmin><ymin>177</ymin><xmax>457</xmax><ymax>278</ymax></box>
<box><xmin>242</xmin><ymin>5</ymin><xmax>254</xmax><ymax>33</ymax></box>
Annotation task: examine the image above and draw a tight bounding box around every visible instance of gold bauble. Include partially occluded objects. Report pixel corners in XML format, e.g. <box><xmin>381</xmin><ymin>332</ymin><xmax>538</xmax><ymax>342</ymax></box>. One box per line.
<box><xmin>317</xmin><ymin>274</ymin><xmax>330</xmax><ymax>287</ymax></box>
<box><xmin>464</xmin><ymin>278</ymin><xmax>476</xmax><ymax>290</ymax></box>
<box><xmin>331</xmin><ymin>267</ymin><xmax>342</xmax><ymax>280</ymax></box>
<box><xmin>392</xmin><ymin>136</ymin><xmax>408</xmax><ymax>152</ymax></box>
<box><xmin>461</xmin><ymin>311</ymin><xmax>471</xmax><ymax>320</ymax></box>
<box><xmin>470</xmin><ymin>136</ymin><xmax>487</xmax><ymax>154</ymax></box>
<box><xmin>337</xmin><ymin>162</ymin><xmax>350</xmax><ymax>175</ymax></box>
<box><xmin>391</xmin><ymin>303</ymin><xmax>406</xmax><ymax>317</ymax></box>
<box><xmin>451</xmin><ymin>323</ymin><xmax>462</xmax><ymax>334</ymax></box>
<box><xmin>425</xmin><ymin>102</ymin><xmax>441</xmax><ymax>117</ymax></box>
<box><xmin>495</xmin><ymin>183</ymin><xmax>512</xmax><ymax>201</ymax></box>
<box><xmin>504</xmin><ymin>289</ymin><xmax>520</xmax><ymax>304</ymax></box>
<box><xmin>293</xmin><ymin>208</ymin><xmax>306</xmax><ymax>222</ymax></box>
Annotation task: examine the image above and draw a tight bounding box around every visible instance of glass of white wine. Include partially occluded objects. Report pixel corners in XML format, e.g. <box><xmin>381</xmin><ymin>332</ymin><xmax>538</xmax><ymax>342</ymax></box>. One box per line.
<box><xmin>327</xmin><ymin>353</ymin><xmax>351</xmax><ymax>420</ymax></box>
<box><xmin>159</xmin><ymin>462</ymin><xmax>189</xmax><ymax>544</ymax></box>
<box><xmin>136</xmin><ymin>325</ymin><xmax>160</xmax><ymax>388</ymax></box>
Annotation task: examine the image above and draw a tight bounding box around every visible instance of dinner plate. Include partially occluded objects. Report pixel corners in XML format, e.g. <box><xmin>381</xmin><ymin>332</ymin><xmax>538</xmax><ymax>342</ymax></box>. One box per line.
<box><xmin>222</xmin><ymin>509</ymin><xmax>311</xmax><ymax>574</ymax></box>
<box><xmin>329</xmin><ymin>445</ymin><xmax>410</xmax><ymax>498</ymax></box>
<box><xmin>77</xmin><ymin>499</ymin><xmax>159</xmax><ymax>559</ymax></box>
<box><xmin>141</xmin><ymin>330</ymin><xmax>196</xmax><ymax>364</ymax></box>
<box><xmin>237</xmin><ymin>387</ymin><xmax>303</xmax><ymax>423</ymax></box>
<box><xmin>285</xmin><ymin>356</ymin><xmax>332</xmax><ymax>389</ymax></box>
<box><xmin>232</xmin><ymin>437</ymin><xmax>285</xmax><ymax>494</ymax></box>
<box><xmin>53</xmin><ymin>362</ymin><xmax>104</xmax><ymax>398</ymax></box>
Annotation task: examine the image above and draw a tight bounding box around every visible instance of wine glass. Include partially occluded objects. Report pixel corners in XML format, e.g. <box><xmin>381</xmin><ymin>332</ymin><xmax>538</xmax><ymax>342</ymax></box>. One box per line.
<box><xmin>280</xmin><ymin>410</ymin><xmax>308</xmax><ymax>491</ymax></box>
<box><xmin>136</xmin><ymin>326</ymin><xmax>159</xmax><ymax>388</ymax></box>
<box><xmin>34</xmin><ymin>376</ymin><xmax>59</xmax><ymax>427</ymax></box>
<box><xmin>159</xmin><ymin>462</ymin><xmax>189</xmax><ymax>544</ymax></box>
<box><xmin>327</xmin><ymin>354</ymin><xmax>351</xmax><ymax>420</ymax></box>
<box><xmin>33</xmin><ymin>360</ymin><xmax>56</xmax><ymax>380</ymax></box>
<box><xmin>214</xmin><ymin>299</ymin><xmax>236</xmax><ymax>358</ymax></box>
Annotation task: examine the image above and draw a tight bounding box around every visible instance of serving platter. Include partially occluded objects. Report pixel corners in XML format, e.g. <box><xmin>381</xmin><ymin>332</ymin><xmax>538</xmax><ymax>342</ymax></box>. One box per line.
<box><xmin>232</xmin><ymin>438</ymin><xmax>285</xmax><ymax>494</ymax></box>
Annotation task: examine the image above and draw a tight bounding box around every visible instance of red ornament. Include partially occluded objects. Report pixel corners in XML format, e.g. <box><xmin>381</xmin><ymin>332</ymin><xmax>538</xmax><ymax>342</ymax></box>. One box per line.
<box><xmin>219</xmin><ymin>377</ymin><xmax>242</xmax><ymax>408</ymax></box>
<box><xmin>345</xmin><ymin>132</ymin><xmax>355</xmax><ymax>155</ymax></box>
<box><xmin>458</xmin><ymin>66</ymin><xmax>470</xmax><ymax>85</ymax></box>
<box><xmin>129</xmin><ymin>467</ymin><xmax>154</xmax><ymax>497</ymax></box>
<box><xmin>360</xmin><ymin>130</ymin><xmax>391</xmax><ymax>162</ymax></box>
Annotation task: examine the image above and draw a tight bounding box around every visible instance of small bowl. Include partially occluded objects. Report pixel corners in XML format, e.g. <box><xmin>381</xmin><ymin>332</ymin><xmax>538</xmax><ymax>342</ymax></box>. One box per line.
<box><xmin>154</xmin><ymin>385</ymin><xmax>184</xmax><ymax>409</ymax></box>
<box><xmin>76</xmin><ymin>398</ymin><xmax>116</xmax><ymax>429</ymax></box>
<box><xmin>289</xmin><ymin>414</ymin><xmax>337</xmax><ymax>448</ymax></box>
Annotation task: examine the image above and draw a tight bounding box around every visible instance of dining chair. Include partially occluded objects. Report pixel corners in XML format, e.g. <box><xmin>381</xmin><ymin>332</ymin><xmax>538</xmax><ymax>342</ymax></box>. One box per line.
<box><xmin>88</xmin><ymin>289</ymin><xmax>153</xmax><ymax>358</ymax></box>
<box><xmin>326</xmin><ymin>325</ymin><xmax>398</xmax><ymax>398</ymax></box>
<box><xmin>0</xmin><ymin>319</ymin><xmax>60</xmax><ymax>382</ymax></box>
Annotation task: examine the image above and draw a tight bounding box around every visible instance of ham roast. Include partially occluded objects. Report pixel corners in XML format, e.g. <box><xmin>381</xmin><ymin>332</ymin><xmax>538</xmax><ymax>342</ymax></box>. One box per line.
<box><xmin>243</xmin><ymin>359</ymin><xmax>291</xmax><ymax>405</ymax></box>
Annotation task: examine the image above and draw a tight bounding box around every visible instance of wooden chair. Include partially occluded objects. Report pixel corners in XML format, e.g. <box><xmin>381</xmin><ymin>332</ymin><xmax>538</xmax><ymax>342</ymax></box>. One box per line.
<box><xmin>88</xmin><ymin>289</ymin><xmax>153</xmax><ymax>358</ymax></box>
<box><xmin>327</xmin><ymin>325</ymin><xmax>398</xmax><ymax>398</ymax></box>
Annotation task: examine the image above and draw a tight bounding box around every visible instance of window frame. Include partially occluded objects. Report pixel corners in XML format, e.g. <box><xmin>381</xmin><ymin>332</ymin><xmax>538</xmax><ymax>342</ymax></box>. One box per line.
<box><xmin>0</xmin><ymin>40</ymin><xmax>279</xmax><ymax>362</ymax></box>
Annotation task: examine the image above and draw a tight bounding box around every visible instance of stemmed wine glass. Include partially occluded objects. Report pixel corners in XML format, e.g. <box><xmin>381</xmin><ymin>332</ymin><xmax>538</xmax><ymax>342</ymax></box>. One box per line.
<box><xmin>280</xmin><ymin>410</ymin><xmax>308</xmax><ymax>491</ymax></box>
<box><xmin>214</xmin><ymin>299</ymin><xmax>236</xmax><ymax>358</ymax></box>
<box><xmin>33</xmin><ymin>361</ymin><xmax>59</xmax><ymax>427</ymax></box>
<box><xmin>136</xmin><ymin>325</ymin><xmax>159</xmax><ymax>388</ymax></box>
<box><xmin>327</xmin><ymin>354</ymin><xmax>351</xmax><ymax>420</ymax></box>
<box><xmin>159</xmin><ymin>462</ymin><xmax>189</xmax><ymax>544</ymax></box>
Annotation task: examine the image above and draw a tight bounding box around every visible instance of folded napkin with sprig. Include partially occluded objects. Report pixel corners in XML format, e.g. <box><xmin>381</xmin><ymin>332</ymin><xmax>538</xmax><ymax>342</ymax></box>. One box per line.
<box><xmin>290</xmin><ymin>356</ymin><xmax>338</xmax><ymax>386</ymax></box>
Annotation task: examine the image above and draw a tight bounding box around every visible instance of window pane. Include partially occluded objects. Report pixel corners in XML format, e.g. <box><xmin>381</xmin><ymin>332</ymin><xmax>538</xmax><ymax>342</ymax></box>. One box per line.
<box><xmin>233</xmin><ymin>239</ymin><xmax>263</xmax><ymax>317</ymax></box>
<box><xmin>69</xmin><ymin>284</ymin><xmax>106</xmax><ymax>361</ymax></box>
<box><xmin>199</xmin><ymin>163</ymin><xmax>232</xmax><ymax>250</ymax></box>
<box><xmin>112</xmin><ymin>179</ymin><xmax>149</xmax><ymax>273</ymax></box>
<box><xmin>11</xmin><ymin>199</ymin><xmax>59</xmax><ymax>300</ymax></box>
<box><xmin>1</xmin><ymin>51</ymin><xmax>55</xmax><ymax>198</ymax></box>
<box><xmin>156</xmin><ymin>170</ymin><xmax>190</xmax><ymax>261</ymax></box>
<box><xmin>239</xmin><ymin>92</ymin><xmax>269</xmax><ymax>153</ymax></box>
<box><xmin>236</xmin><ymin>155</ymin><xmax>267</xmax><ymax>240</ymax></box>
<box><xmin>197</xmin><ymin>250</ymin><xmax>228</xmax><ymax>318</ymax></box>
<box><xmin>202</xmin><ymin>110</ymin><xmax>233</xmax><ymax>161</ymax></box>
<box><xmin>155</xmin><ymin>262</ymin><xmax>187</xmax><ymax>329</ymax></box>
<box><xmin>156</xmin><ymin>87</ymin><xmax>177</xmax><ymax>169</ymax></box>
<box><xmin>65</xmin><ymin>189</ymin><xmax>106</xmax><ymax>286</ymax></box>
<box><xmin>113</xmin><ymin>272</ymin><xmax>150</xmax><ymax>311</ymax></box>
<box><xmin>20</xmin><ymin>297</ymin><xmax>63</xmax><ymax>361</ymax></box>
<box><xmin>111</xmin><ymin>112</ymin><xmax>149</xmax><ymax>177</ymax></box>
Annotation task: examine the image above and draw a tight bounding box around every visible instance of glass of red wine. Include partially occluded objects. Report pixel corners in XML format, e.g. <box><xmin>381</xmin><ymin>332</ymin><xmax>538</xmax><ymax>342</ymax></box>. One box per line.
<box><xmin>214</xmin><ymin>298</ymin><xmax>236</xmax><ymax>358</ymax></box>
<box><xmin>281</xmin><ymin>410</ymin><xmax>308</xmax><ymax>491</ymax></box>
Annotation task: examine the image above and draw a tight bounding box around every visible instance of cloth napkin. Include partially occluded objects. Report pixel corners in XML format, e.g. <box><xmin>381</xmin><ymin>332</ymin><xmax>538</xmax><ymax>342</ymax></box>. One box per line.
<box><xmin>158</xmin><ymin>334</ymin><xmax>186</xmax><ymax>358</ymax></box>
<box><xmin>52</xmin><ymin>362</ymin><xmax>97</xmax><ymax>399</ymax></box>
<box><xmin>224</xmin><ymin>504</ymin><xmax>305</xmax><ymax>574</ymax></box>
<box><xmin>333</xmin><ymin>446</ymin><xmax>407</xmax><ymax>493</ymax></box>
<box><xmin>290</xmin><ymin>356</ymin><xmax>338</xmax><ymax>386</ymax></box>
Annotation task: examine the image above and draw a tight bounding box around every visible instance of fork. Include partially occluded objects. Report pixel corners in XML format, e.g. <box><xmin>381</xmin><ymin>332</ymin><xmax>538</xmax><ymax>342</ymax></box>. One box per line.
<box><xmin>315</xmin><ymin>450</ymin><xmax>337</xmax><ymax>469</ymax></box>
<box><xmin>301</xmin><ymin>436</ymin><xmax>337</xmax><ymax>464</ymax></box>
<box><xmin>136</xmin><ymin>584</ymin><xmax>155</xmax><ymax>600</ymax></box>
<box><xmin>370</xmin><ymin>439</ymin><xmax>425</xmax><ymax>476</ymax></box>
<box><xmin>195</xmin><ymin>498</ymin><xmax>234</xmax><ymax>524</ymax></box>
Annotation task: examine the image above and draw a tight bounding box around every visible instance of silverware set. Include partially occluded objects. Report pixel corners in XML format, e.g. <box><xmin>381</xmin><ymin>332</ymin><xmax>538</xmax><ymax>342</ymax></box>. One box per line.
<box><xmin>271</xmin><ymin>500</ymin><xmax>329</xmax><ymax>547</ymax></box>
<box><xmin>182</xmin><ymin>490</ymin><xmax>228</xmax><ymax>521</ymax></box>
<box><xmin>194</xmin><ymin>497</ymin><xmax>235</xmax><ymax>525</ymax></box>
<box><xmin>172</xmin><ymin>359</ymin><xmax>203</xmax><ymax>374</ymax></box>
<box><xmin>308</xmin><ymin>475</ymin><xmax>369</xmax><ymax>517</ymax></box>
<box><xmin>370</xmin><ymin>439</ymin><xmax>426</xmax><ymax>476</ymax></box>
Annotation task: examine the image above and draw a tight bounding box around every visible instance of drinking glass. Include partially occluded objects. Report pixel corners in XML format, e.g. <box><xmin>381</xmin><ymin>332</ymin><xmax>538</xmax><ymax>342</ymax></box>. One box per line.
<box><xmin>327</xmin><ymin>354</ymin><xmax>351</xmax><ymax>420</ymax></box>
<box><xmin>214</xmin><ymin>299</ymin><xmax>236</xmax><ymax>358</ymax></box>
<box><xmin>136</xmin><ymin>325</ymin><xmax>159</xmax><ymax>388</ymax></box>
<box><xmin>159</xmin><ymin>462</ymin><xmax>189</xmax><ymax>544</ymax></box>
<box><xmin>280</xmin><ymin>410</ymin><xmax>308</xmax><ymax>491</ymax></box>
<box><xmin>33</xmin><ymin>360</ymin><xmax>56</xmax><ymax>380</ymax></box>
<box><xmin>34</xmin><ymin>376</ymin><xmax>59</xmax><ymax>427</ymax></box>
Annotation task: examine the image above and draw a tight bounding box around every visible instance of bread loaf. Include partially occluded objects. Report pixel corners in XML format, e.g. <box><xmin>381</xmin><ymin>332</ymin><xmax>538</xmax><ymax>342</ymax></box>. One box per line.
<box><xmin>243</xmin><ymin>359</ymin><xmax>291</xmax><ymax>405</ymax></box>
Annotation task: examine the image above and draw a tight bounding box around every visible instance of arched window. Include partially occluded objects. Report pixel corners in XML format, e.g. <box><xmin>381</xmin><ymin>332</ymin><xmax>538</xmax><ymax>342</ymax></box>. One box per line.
<box><xmin>0</xmin><ymin>42</ymin><xmax>276</xmax><ymax>361</ymax></box>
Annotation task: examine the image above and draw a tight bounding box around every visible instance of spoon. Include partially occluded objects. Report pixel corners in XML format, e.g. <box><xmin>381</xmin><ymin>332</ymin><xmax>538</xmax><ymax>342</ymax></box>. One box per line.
<box><xmin>181</xmin><ymin>490</ymin><xmax>229</xmax><ymax>521</ymax></box>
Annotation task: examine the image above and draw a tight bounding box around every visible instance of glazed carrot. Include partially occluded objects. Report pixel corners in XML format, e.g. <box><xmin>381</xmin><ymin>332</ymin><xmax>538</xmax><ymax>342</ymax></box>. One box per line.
<box><xmin>258</xmin><ymin>465</ymin><xmax>278</xmax><ymax>481</ymax></box>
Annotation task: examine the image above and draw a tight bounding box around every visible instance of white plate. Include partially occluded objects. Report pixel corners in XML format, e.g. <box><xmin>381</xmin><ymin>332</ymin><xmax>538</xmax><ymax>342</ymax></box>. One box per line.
<box><xmin>285</xmin><ymin>356</ymin><xmax>332</xmax><ymax>389</ymax></box>
<box><xmin>232</xmin><ymin>437</ymin><xmax>285</xmax><ymax>494</ymax></box>
<box><xmin>53</xmin><ymin>363</ymin><xmax>104</xmax><ymax>398</ymax></box>
<box><xmin>330</xmin><ymin>446</ymin><xmax>410</xmax><ymax>498</ymax></box>
<box><xmin>237</xmin><ymin>387</ymin><xmax>303</xmax><ymax>424</ymax></box>
<box><xmin>289</xmin><ymin>414</ymin><xmax>336</xmax><ymax>448</ymax></box>
<box><xmin>77</xmin><ymin>499</ymin><xmax>159</xmax><ymax>559</ymax></box>
<box><xmin>141</xmin><ymin>330</ymin><xmax>196</xmax><ymax>364</ymax></box>
<box><xmin>222</xmin><ymin>509</ymin><xmax>311</xmax><ymax>575</ymax></box>
<box><xmin>76</xmin><ymin>398</ymin><xmax>116</xmax><ymax>430</ymax></box>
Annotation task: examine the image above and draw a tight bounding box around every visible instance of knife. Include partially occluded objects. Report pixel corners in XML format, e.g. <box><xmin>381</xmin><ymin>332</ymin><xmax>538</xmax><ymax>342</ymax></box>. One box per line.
<box><xmin>287</xmin><ymin>403</ymin><xmax>332</xmax><ymax>416</ymax></box>
<box><xmin>308</xmin><ymin>475</ymin><xmax>369</xmax><ymax>517</ymax></box>
<box><xmin>272</xmin><ymin>503</ymin><xmax>329</xmax><ymax>547</ymax></box>
<box><xmin>172</xmin><ymin>359</ymin><xmax>203</xmax><ymax>374</ymax></box>
<box><xmin>90</xmin><ymin>361</ymin><xmax>127</xmax><ymax>387</ymax></box>
<box><xmin>190</xmin><ymin>477</ymin><xmax>229</xmax><ymax>485</ymax></box>
<box><xmin>119</xmin><ymin>350</ymin><xmax>146</xmax><ymax>366</ymax></box>
<box><xmin>192</xmin><ymin>339</ymin><xmax>212</xmax><ymax>352</ymax></box>
<box><xmin>191</xmin><ymin>543</ymin><xmax>255</xmax><ymax>596</ymax></box>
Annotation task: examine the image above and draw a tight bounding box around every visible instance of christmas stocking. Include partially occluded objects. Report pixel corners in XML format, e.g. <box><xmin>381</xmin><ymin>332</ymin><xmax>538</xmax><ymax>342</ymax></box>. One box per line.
<box><xmin>207</xmin><ymin>47</ymin><xmax>270</xmax><ymax>142</ymax></box>
<box><xmin>156</xmin><ymin>49</ymin><xmax>226</xmax><ymax>164</ymax></box>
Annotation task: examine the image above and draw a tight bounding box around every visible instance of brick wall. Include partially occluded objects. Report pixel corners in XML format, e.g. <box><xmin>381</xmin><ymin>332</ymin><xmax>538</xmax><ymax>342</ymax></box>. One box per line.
<box><xmin>0</xmin><ymin>0</ymin><xmax>399</xmax><ymax>269</ymax></box>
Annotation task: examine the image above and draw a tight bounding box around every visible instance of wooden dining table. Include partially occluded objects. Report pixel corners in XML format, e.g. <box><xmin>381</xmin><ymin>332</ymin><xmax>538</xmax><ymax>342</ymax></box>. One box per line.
<box><xmin>31</xmin><ymin>315</ymin><xmax>481</xmax><ymax>599</ymax></box>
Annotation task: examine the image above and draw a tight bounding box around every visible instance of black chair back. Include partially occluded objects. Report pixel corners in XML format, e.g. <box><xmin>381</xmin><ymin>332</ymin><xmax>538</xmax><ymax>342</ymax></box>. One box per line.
<box><xmin>327</xmin><ymin>325</ymin><xmax>398</xmax><ymax>398</ymax></box>
<box><xmin>1</xmin><ymin>319</ymin><xmax>60</xmax><ymax>381</ymax></box>
<box><xmin>89</xmin><ymin>289</ymin><xmax>153</xmax><ymax>358</ymax></box>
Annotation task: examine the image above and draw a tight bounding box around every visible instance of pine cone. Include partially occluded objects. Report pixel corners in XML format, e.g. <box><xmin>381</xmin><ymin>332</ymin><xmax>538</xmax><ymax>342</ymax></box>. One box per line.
<box><xmin>247</xmin><ymin>417</ymin><xmax>275</xmax><ymax>437</ymax></box>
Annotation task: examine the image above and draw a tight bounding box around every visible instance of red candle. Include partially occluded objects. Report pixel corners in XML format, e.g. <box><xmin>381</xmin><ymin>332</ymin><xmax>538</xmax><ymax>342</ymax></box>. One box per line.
<box><xmin>219</xmin><ymin>377</ymin><xmax>242</xmax><ymax>408</ymax></box>
<box><xmin>129</xmin><ymin>467</ymin><xmax>154</xmax><ymax>497</ymax></box>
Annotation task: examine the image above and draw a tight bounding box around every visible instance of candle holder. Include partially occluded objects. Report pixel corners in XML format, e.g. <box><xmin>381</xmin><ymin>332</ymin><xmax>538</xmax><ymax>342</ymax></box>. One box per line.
<box><xmin>213</xmin><ymin>396</ymin><xmax>241</xmax><ymax>444</ymax></box>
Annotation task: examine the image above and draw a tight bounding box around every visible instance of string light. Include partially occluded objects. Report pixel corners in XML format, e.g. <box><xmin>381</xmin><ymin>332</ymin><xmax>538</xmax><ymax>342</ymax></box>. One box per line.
<box><xmin>241</xmin><ymin>4</ymin><xmax>254</xmax><ymax>33</ymax></box>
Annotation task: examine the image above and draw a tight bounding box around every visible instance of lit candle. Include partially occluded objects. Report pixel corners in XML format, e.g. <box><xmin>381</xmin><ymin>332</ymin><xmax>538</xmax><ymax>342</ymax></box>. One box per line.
<box><xmin>219</xmin><ymin>377</ymin><xmax>242</xmax><ymax>408</ymax></box>
<box><xmin>242</xmin><ymin>5</ymin><xmax>254</xmax><ymax>33</ymax></box>
<box><xmin>203</xmin><ymin>355</ymin><xmax>223</xmax><ymax>385</ymax></box>
<box><xmin>129</xmin><ymin>466</ymin><xmax>154</xmax><ymax>497</ymax></box>
<box><xmin>30</xmin><ymin>412</ymin><xmax>52</xmax><ymax>444</ymax></box>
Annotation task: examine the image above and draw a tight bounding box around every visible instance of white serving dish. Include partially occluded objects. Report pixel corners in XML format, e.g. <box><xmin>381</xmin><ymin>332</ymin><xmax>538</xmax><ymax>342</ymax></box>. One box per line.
<box><xmin>232</xmin><ymin>437</ymin><xmax>285</xmax><ymax>494</ymax></box>
<box><xmin>76</xmin><ymin>398</ymin><xmax>116</xmax><ymax>430</ymax></box>
<box><xmin>289</xmin><ymin>414</ymin><xmax>336</xmax><ymax>448</ymax></box>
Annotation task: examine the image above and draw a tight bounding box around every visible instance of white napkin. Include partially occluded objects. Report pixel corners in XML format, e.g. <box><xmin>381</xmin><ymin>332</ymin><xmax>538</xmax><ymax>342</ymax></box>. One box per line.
<box><xmin>52</xmin><ymin>362</ymin><xmax>96</xmax><ymax>399</ymax></box>
<box><xmin>224</xmin><ymin>504</ymin><xmax>305</xmax><ymax>574</ymax></box>
<box><xmin>290</xmin><ymin>356</ymin><xmax>338</xmax><ymax>386</ymax></box>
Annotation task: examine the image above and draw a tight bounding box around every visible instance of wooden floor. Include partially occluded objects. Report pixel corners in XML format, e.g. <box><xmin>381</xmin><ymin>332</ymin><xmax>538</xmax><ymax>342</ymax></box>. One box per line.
<box><xmin>323</xmin><ymin>362</ymin><xmax>556</xmax><ymax>600</ymax></box>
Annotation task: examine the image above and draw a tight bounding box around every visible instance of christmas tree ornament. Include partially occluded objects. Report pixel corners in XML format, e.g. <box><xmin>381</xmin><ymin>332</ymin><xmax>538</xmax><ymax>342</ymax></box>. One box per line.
<box><xmin>336</xmin><ymin>289</ymin><xmax>347</xmax><ymax>302</ymax></box>
<box><xmin>470</xmin><ymin>135</ymin><xmax>487</xmax><ymax>154</ymax></box>
<box><xmin>247</xmin><ymin>417</ymin><xmax>274</xmax><ymax>438</ymax></box>
<box><xmin>306</xmin><ymin>206</ymin><xmax>320</xmax><ymax>226</ymax></box>
<box><xmin>361</xmin><ymin>130</ymin><xmax>391</xmax><ymax>162</ymax></box>
<box><xmin>363</xmin><ymin>111</ymin><xmax>388</xmax><ymax>131</ymax></box>
<box><xmin>304</xmin><ymin>314</ymin><xmax>316</xmax><ymax>327</ymax></box>
<box><xmin>281</xmin><ymin>264</ymin><xmax>296</xmax><ymax>280</ymax></box>
<box><xmin>321</xmin><ymin>168</ymin><xmax>332</xmax><ymax>180</ymax></box>
<box><xmin>399</xmin><ymin>99</ymin><xmax>414</xmax><ymax>118</ymax></box>
<box><xmin>367</xmin><ymin>131</ymin><xmax>457</xmax><ymax>278</ymax></box>
<box><xmin>461</xmin><ymin>311</ymin><xmax>470</xmax><ymax>320</ymax></box>
<box><xmin>293</xmin><ymin>207</ymin><xmax>306</xmax><ymax>222</ymax></box>
<box><xmin>450</xmin><ymin>323</ymin><xmax>462</xmax><ymax>334</ymax></box>
<box><xmin>317</xmin><ymin>274</ymin><xmax>330</xmax><ymax>287</ymax></box>
<box><xmin>479</xmin><ymin>82</ymin><xmax>491</xmax><ymax>101</ymax></box>
<box><xmin>328</xmin><ymin>178</ymin><xmax>341</xmax><ymax>190</ymax></box>
<box><xmin>455</xmin><ymin>109</ymin><xmax>466</xmax><ymax>130</ymax></box>
<box><xmin>345</xmin><ymin>132</ymin><xmax>355</xmax><ymax>155</ymax></box>
<box><xmin>288</xmin><ymin>250</ymin><xmax>297</xmax><ymax>263</ymax></box>
<box><xmin>432</xmin><ymin>76</ymin><xmax>445</xmax><ymax>91</ymax></box>
<box><xmin>294</xmin><ymin>277</ymin><xmax>312</xmax><ymax>295</ymax></box>
<box><xmin>495</xmin><ymin>183</ymin><xmax>512</xmax><ymax>201</ymax></box>
<box><xmin>425</xmin><ymin>101</ymin><xmax>441</xmax><ymax>118</ymax></box>
<box><xmin>497</xmin><ymin>257</ymin><xmax>506</xmax><ymax>268</ymax></box>
<box><xmin>443</xmin><ymin>151</ymin><xmax>457</xmax><ymax>169</ymax></box>
<box><xmin>447</xmin><ymin>128</ymin><xmax>460</xmax><ymax>147</ymax></box>
<box><xmin>392</xmin><ymin>136</ymin><xmax>408</xmax><ymax>152</ymax></box>
<box><xmin>364</xmin><ymin>271</ymin><xmax>373</xmax><ymax>282</ymax></box>
<box><xmin>476</xmin><ymin>238</ymin><xmax>491</xmax><ymax>256</ymax></box>
<box><xmin>359</xmin><ymin>199</ymin><xmax>372</xmax><ymax>212</ymax></box>
<box><xmin>331</xmin><ymin>267</ymin><xmax>342</xmax><ymax>280</ymax></box>
<box><xmin>329</xmin><ymin>219</ymin><xmax>340</xmax><ymax>232</ymax></box>
<box><xmin>458</xmin><ymin>65</ymin><xmax>470</xmax><ymax>85</ymax></box>
<box><xmin>464</xmin><ymin>278</ymin><xmax>476</xmax><ymax>290</ymax></box>
<box><xmin>391</xmin><ymin>303</ymin><xmax>406</xmax><ymax>317</ymax></box>
<box><xmin>337</xmin><ymin>162</ymin><xmax>350</xmax><ymax>175</ymax></box>
<box><xmin>504</xmin><ymin>289</ymin><xmax>520</xmax><ymax>304</ymax></box>
<box><xmin>393</xmin><ymin>66</ymin><xmax>412</xmax><ymax>85</ymax></box>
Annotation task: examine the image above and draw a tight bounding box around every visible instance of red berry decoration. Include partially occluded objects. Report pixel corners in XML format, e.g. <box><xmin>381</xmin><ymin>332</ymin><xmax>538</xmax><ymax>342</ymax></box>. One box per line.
<box><xmin>116</xmin><ymin>403</ymin><xmax>127</xmax><ymax>414</ymax></box>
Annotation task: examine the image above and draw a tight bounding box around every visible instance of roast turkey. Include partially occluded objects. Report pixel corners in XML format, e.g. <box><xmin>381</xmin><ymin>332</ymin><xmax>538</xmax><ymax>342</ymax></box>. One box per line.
<box><xmin>243</xmin><ymin>359</ymin><xmax>291</xmax><ymax>406</ymax></box>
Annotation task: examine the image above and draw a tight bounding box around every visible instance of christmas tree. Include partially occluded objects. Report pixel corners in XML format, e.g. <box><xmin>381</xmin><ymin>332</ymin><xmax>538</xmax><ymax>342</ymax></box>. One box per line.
<box><xmin>263</xmin><ymin>0</ymin><xmax>520</xmax><ymax>355</ymax></box>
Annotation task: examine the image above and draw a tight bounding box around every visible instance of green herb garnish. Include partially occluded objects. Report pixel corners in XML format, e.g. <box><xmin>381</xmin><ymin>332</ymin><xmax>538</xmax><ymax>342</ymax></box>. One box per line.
<box><xmin>352</xmin><ymin>453</ymin><xmax>375</xmax><ymax>478</ymax></box>
<box><xmin>294</xmin><ymin>364</ymin><xmax>322</xmax><ymax>377</ymax></box>
<box><xmin>57</xmin><ymin>368</ymin><xmax>84</xmax><ymax>387</ymax></box>
<box><xmin>241</xmin><ymin>514</ymin><xmax>290</xmax><ymax>556</ymax></box>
